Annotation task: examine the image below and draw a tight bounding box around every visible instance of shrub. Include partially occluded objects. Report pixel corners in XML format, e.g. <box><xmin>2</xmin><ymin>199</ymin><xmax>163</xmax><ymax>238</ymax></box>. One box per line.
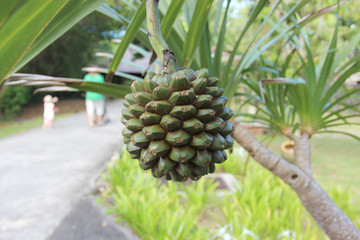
<box><xmin>0</xmin><ymin>86</ymin><xmax>33</xmax><ymax>120</ymax></box>
<box><xmin>100</xmin><ymin>149</ymin><xmax>360</xmax><ymax>240</ymax></box>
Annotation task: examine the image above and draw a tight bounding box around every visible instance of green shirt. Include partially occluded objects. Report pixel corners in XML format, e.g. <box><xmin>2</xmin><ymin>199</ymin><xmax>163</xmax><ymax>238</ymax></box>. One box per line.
<box><xmin>84</xmin><ymin>73</ymin><xmax>105</xmax><ymax>100</ymax></box>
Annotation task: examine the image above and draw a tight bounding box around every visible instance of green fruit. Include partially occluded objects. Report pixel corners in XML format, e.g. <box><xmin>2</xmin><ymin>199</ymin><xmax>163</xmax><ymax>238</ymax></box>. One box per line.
<box><xmin>192</xmin><ymin>165</ymin><xmax>209</xmax><ymax>177</ymax></box>
<box><xmin>196</xmin><ymin>109</ymin><xmax>216</xmax><ymax>123</ymax></box>
<box><xmin>224</xmin><ymin>135</ymin><xmax>234</xmax><ymax>149</ymax></box>
<box><xmin>219</xmin><ymin>121</ymin><xmax>234</xmax><ymax>137</ymax></box>
<box><xmin>160</xmin><ymin>115</ymin><xmax>182</xmax><ymax>131</ymax></box>
<box><xmin>176</xmin><ymin>162</ymin><xmax>192</xmax><ymax>177</ymax></box>
<box><xmin>207</xmin><ymin>77</ymin><xmax>219</xmax><ymax>87</ymax></box>
<box><xmin>126</xmin><ymin>142</ymin><xmax>141</xmax><ymax>155</ymax></box>
<box><xmin>131</xmin><ymin>131</ymin><xmax>150</xmax><ymax>148</ymax></box>
<box><xmin>125</xmin><ymin>118</ymin><xmax>143</xmax><ymax>132</ymax></box>
<box><xmin>204</xmin><ymin>116</ymin><xmax>226</xmax><ymax>134</ymax></box>
<box><xmin>217</xmin><ymin>107</ymin><xmax>234</xmax><ymax>120</ymax></box>
<box><xmin>121</xmin><ymin>108</ymin><xmax>134</xmax><ymax>120</ymax></box>
<box><xmin>169</xmin><ymin>73</ymin><xmax>190</xmax><ymax>91</ymax></box>
<box><xmin>124</xmin><ymin>137</ymin><xmax>130</xmax><ymax>144</ymax></box>
<box><xmin>144</xmin><ymin>72</ymin><xmax>157</xmax><ymax>93</ymax></box>
<box><xmin>193</xmin><ymin>94</ymin><xmax>213</xmax><ymax>108</ymax></box>
<box><xmin>212</xmin><ymin>150</ymin><xmax>225</xmax><ymax>164</ymax></box>
<box><xmin>128</xmin><ymin>104</ymin><xmax>145</xmax><ymax>118</ymax></box>
<box><xmin>208</xmin><ymin>134</ymin><xmax>226</xmax><ymax>151</ymax></box>
<box><xmin>143</xmin><ymin>125</ymin><xmax>166</xmax><ymax>140</ymax></box>
<box><xmin>145</xmin><ymin>101</ymin><xmax>173</xmax><ymax>115</ymax></box>
<box><xmin>191</xmin><ymin>149</ymin><xmax>212</xmax><ymax>166</ymax></box>
<box><xmin>191</xmin><ymin>78</ymin><xmax>208</xmax><ymax>94</ymax></box>
<box><xmin>190</xmin><ymin>132</ymin><xmax>214</xmax><ymax>149</ymax></box>
<box><xmin>122</xmin><ymin>128</ymin><xmax>133</xmax><ymax>138</ymax></box>
<box><xmin>168</xmin><ymin>90</ymin><xmax>196</xmax><ymax>105</ymax></box>
<box><xmin>182</xmin><ymin>118</ymin><xmax>204</xmax><ymax>134</ymax></box>
<box><xmin>139</xmin><ymin>112</ymin><xmax>161</xmax><ymax>125</ymax></box>
<box><xmin>158</xmin><ymin>157</ymin><xmax>177</xmax><ymax>174</ymax></box>
<box><xmin>195</xmin><ymin>68</ymin><xmax>209</xmax><ymax>79</ymax></box>
<box><xmin>165</xmin><ymin>130</ymin><xmax>191</xmax><ymax>147</ymax></box>
<box><xmin>148</xmin><ymin>140</ymin><xmax>171</xmax><ymax>158</ymax></box>
<box><xmin>169</xmin><ymin>146</ymin><xmax>196</xmax><ymax>163</ymax></box>
<box><xmin>152</xmin><ymin>165</ymin><xmax>165</xmax><ymax>178</ymax></box>
<box><xmin>121</xmin><ymin>67</ymin><xmax>234</xmax><ymax>182</ymax></box>
<box><xmin>131</xmin><ymin>81</ymin><xmax>145</xmax><ymax>93</ymax></box>
<box><xmin>153</xmin><ymin>85</ymin><xmax>172</xmax><ymax>100</ymax></box>
<box><xmin>124</xmin><ymin>93</ymin><xmax>137</xmax><ymax>105</ymax></box>
<box><xmin>170</xmin><ymin>105</ymin><xmax>197</xmax><ymax>120</ymax></box>
<box><xmin>140</xmin><ymin>149</ymin><xmax>158</xmax><ymax>166</ymax></box>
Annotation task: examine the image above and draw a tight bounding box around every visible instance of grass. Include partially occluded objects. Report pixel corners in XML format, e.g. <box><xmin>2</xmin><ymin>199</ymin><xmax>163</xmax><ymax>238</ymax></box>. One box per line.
<box><xmin>0</xmin><ymin>114</ymin><xmax>69</xmax><ymax>139</ymax></box>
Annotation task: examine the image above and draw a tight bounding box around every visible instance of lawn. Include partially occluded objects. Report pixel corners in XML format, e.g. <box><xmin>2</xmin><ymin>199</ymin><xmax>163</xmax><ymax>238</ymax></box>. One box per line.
<box><xmin>0</xmin><ymin>99</ymin><xmax>84</xmax><ymax>139</ymax></box>
<box><xmin>0</xmin><ymin>117</ymin><xmax>44</xmax><ymax>138</ymax></box>
<box><xmin>0</xmin><ymin>114</ymin><xmax>69</xmax><ymax>139</ymax></box>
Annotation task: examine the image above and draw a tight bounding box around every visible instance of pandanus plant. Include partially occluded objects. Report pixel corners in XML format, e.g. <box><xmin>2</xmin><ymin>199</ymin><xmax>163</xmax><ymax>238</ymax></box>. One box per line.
<box><xmin>120</xmin><ymin>0</ymin><xmax>234</xmax><ymax>182</ymax></box>
<box><xmin>2</xmin><ymin>0</ymin><xmax>360</xmax><ymax>239</ymax></box>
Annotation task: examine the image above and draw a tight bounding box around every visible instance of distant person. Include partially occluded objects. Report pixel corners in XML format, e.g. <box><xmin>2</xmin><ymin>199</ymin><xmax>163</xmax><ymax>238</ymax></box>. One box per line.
<box><xmin>43</xmin><ymin>95</ymin><xmax>58</xmax><ymax>130</ymax></box>
<box><xmin>83</xmin><ymin>66</ymin><xmax>105</xmax><ymax>128</ymax></box>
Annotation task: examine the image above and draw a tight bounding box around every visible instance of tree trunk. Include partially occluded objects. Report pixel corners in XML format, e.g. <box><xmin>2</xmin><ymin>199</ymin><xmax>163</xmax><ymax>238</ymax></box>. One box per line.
<box><xmin>232</xmin><ymin>123</ymin><xmax>360</xmax><ymax>240</ymax></box>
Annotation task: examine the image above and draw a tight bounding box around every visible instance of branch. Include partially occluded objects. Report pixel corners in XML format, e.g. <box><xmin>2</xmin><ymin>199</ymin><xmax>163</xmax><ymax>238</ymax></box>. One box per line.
<box><xmin>232</xmin><ymin>122</ymin><xmax>360</xmax><ymax>239</ymax></box>
<box><xmin>232</xmin><ymin>122</ymin><xmax>309</xmax><ymax>189</ymax></box>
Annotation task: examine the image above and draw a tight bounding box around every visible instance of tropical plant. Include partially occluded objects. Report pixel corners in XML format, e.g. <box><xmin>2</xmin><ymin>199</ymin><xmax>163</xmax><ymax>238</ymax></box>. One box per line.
<box><xmin>121</xmin><ymin>2</ymin><xmax>235</xmax><ymax>181</ymax></box>
<box><xmin>1</xmin><ymin>0</ymin><xmax>360</xmax><ymax>239</ymax></box>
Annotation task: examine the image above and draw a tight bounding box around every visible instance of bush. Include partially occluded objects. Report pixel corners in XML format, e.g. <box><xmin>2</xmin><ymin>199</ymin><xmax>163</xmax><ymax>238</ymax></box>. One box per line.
<box><xmin>100</xmin><ymin>149</ymin><xmax>360</xmax><ymax>240</ymax></box>
<box><xmin>0</xmin><ymin>86</ymin><xmax>33</xmax><ymax>120</ymax></box>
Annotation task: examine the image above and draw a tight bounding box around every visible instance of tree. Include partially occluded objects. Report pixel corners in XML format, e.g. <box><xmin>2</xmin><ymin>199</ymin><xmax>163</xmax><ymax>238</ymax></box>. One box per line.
<box><xmin>1</xmin><ymin>0</ymin><xmax>360</xmax><ymax>239</ymax></box>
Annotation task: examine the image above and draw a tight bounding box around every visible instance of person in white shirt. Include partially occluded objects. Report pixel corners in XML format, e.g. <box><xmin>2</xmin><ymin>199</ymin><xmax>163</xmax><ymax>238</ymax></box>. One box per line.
<box><xmin>43</xmin><ymin>95</ymin><xmax>58</xmax><ymax>130</ymax></box>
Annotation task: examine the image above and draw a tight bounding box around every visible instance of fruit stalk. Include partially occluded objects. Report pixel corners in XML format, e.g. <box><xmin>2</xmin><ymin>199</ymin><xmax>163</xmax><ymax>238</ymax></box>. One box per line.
<box><xmin>146</xmin><ymin>0</ymin><xmax>181</xmax><ymax>74</ymax></box>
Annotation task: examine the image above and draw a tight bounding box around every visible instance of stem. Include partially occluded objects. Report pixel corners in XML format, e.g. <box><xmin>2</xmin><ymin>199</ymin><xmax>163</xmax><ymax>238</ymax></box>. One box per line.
<box><xmin>146</xmin><ymin>0</ymin><xmax>181</xmax><ymax>73</ymax></box>
<box><xmin>294</xmin><ymin>132</ymin><xmax>312</xmax><ymax>176</ymax></box>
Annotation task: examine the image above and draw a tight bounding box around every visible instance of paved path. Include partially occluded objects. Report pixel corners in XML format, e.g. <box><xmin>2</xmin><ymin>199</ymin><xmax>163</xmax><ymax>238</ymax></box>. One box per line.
<box><xmin>0</xmin><ymin>100</ymin><xmax>135</xmax><ymax>240</ymax></box>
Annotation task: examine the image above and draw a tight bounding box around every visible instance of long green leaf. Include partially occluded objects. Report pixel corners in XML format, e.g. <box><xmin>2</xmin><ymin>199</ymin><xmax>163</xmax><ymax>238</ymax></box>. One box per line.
<box><xmin>106</xmin><ymin>1</ymin><xmax>146</xmax><ymax>82</ymax></box>
<box><xmin>315</xmin><ymin>130</ymin><xmax>360</xmax><ymax>141</ymax></box>
<box><xmin>221</xmin><ymin>0</ymin><xmax>269</xmax><ymax>85</ymax></box>
<box><xmin>182</xmin><ymin>0</ymin><xmax>214</xmax><ymax>67</ymax></box>
<box><xmin>97</xmin><ymin>3</ymin><xmax>150</xmax><ymax>50</ymax></box>
<box><xmin>213</xmin><ymin>0</ymin><xmax>231</xmax><ymax>78</ymax></box>
<box><xmin>161</xmin><ymin>0</ymin><xmax>186</xmax><ymax>40</ymax></box>
<box><xmin>0</xmin><ymin>0</ymin><xmax>69</xmax><ymax>83</ymax></box>
<box><xmin>199</xmin><ymin>23</ymin><xmax>212</xmax><ymax>73</ymax></box>
<box><xmin>15</xmin><ymin>0</ymin><xmax>106</xmax><ymax>74</ymax></box>
<box><xmin>314</xmin><ymin>20</ymin><xmax>338</xmax><ymax>103</ymax></box>
<box><xmin>0</xmin><ymin>0</ymin><xmax>23</xmax><ymax>29</ymax></box>
<box><xmin>6</xmin><ymin>73</ymin><xmax>131</xmax><ymax>98</ymax></box>
<box><xmin>210</xmin><ymin>0</ymin><xmax>225</xmax><ymax>44</ymax></box>
<box><xmin>69</xmin><ymin>81</ymin><xmax>131</xmax><ymax>98</ymax></box>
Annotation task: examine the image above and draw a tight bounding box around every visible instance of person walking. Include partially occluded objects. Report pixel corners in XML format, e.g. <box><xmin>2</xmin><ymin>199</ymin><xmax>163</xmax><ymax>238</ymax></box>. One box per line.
<box><xmin>82</xmin><ymin>66</ymin><xmax>105</xmax><ymax>128</ymax></box>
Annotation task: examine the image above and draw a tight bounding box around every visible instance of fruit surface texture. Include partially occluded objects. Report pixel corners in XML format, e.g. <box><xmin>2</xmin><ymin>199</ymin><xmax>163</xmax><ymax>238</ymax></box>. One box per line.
<box><xmin>122</xmin><ymin>68</ymin><xmax>234</xmax><ymax>182</ymax></box>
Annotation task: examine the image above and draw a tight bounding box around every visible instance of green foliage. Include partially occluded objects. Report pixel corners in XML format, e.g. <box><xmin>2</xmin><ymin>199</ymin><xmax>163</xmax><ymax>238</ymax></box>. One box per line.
<box><xmin>21</xmin><ymin>11</ymin><xmax>119</xmax><ymax>78</ymax></box>
<box><xmin>0</xmin><ymin>86</ymin><xmax>33</xmax><ymax>120</ymax></box>
<box><xmin>0</xmin><ymin>0</ymin><xmax>106</xmax><ymax>85</ymax></box>
<box><xmin>101</xmin><ymin>149</ymin><xmax>360</xmax><ymax>240</ymax></box>
<box><xmin>240</xmin><ymin>16</ymin><xmax>360</xmax><ymax>138</ymax></box>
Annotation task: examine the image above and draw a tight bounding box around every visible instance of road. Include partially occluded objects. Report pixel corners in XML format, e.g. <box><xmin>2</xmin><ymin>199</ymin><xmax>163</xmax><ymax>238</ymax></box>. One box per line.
<box><xmin>0</xmin><ymin>100</ymin><xmax>136</xmax><ymax>240</ymax></box>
